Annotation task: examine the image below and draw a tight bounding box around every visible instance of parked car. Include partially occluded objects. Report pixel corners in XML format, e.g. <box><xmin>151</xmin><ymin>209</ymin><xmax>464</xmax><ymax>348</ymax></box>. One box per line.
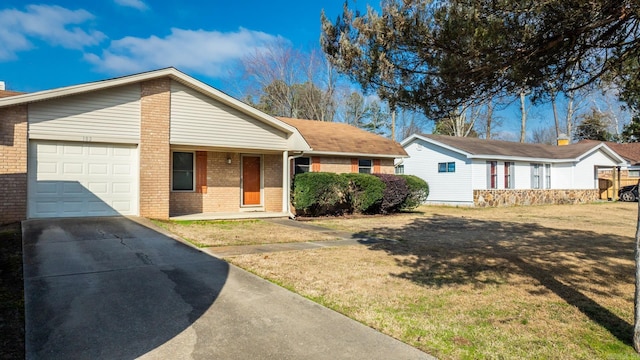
<box><xmin>618</xmin><ymin>184</ymin><xmax>639</xmax><ymax>202</ymax></box>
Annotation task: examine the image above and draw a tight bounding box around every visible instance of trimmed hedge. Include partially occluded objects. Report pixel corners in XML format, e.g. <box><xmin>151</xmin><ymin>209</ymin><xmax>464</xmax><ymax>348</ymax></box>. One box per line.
<box><xmin>343</xmin><ymin>173</ymin><xmax>385</xmax><ymax>214</ymax></box>
<box><xmin>292</xmin><ymin>172</ymin><xmax>349</xmax><ymax>216</ymax></box>
<box><xmin>399</xmin><ymin>175</ymin><xmax>430</xmax><ymax>210</ymax></box>
<box><xmin>292</xmin><ymin>172</ymin><xmax>429</xmax><ymax>217</ymax></box>
<box><xmin>374</xmin><ymin>173</ymin><xmax>409</xmax><ymax>214</ymax></box>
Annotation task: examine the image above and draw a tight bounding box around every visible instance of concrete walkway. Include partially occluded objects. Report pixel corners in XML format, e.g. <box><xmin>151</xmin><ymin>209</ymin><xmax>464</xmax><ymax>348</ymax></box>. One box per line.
<box><xmin>23</xmin><ymin>217</ymin><xmax>433</xmax><ymax>359</ymax></box>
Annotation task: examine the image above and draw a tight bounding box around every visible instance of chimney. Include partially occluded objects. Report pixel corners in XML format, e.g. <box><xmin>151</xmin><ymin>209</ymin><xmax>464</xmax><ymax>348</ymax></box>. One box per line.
<box><xmin>557</xmin><ymin>133</ymin><xmax>569</xmax><ymax>146</ymax></box>
<box><xmin>0</xmin><ymin>81</ymin><xmax>5</xmax><ymax>91</ymax></box>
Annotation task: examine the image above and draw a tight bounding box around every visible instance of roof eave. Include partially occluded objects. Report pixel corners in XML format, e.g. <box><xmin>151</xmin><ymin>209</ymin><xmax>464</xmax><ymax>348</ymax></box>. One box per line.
<box><xmin>0</xmin><ymin>67</ymin><xmax>306</xmax><ymax>140</ymax></box>
<box><xmin>304</xmin><ymin>150</ymin><xmax>408</xmax><ymax>158</ymax></box>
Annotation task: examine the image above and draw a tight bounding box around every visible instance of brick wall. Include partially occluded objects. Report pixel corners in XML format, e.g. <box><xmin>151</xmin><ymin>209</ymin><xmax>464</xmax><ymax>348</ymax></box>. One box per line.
<box><xmin>0</xmin><ymin>105</ymin><xmax>27</xmax><ymax>224</ymax></box>
<box><xmin>473</xmin><ymin>189</ymin><xmax>599</xmax><ymax>207</ymax></box>
<box><xmin>317</xmin><ymin>156</ymin><xmax>395</xmax><ymax>174</ymax></box>
<box><xmin>264</xmin><ymin>154</ymin><xmax>283</xmax><ymax>212</ymax></box>
<box><xmin>140</xmin><ymin>79</ymin><xmax>171</xmax><ymax>219</ymax></box>
<box><xmin>170</xmin><ymin>152</ymin><xmax>285</xmax><ymax>216</ymax></box>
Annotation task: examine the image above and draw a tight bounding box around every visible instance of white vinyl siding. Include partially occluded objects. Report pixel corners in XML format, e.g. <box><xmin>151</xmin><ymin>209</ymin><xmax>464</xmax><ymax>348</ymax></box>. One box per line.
<box><xmin>574</xmin><ymin>150</ymin><xmax>616</xmax><ymax>189</ymax></box>
<box><xmin>170</xmin><ymin>82</ymin><xmax>288</xmax><ymax>150</ymax></box>
<box><xmin>403</xmin><ymin>140</ymin><xmax>473</xmax><ymax>205</ymax></box>
<box><xmin>28</xmin><ymin>141</ymin><xmax>139</xmax><ymax>218</ymax></box>
<box><xmin>29</xmin><ymin>84</ymin><xmax>140</xmax><ymax>144</ymax></box>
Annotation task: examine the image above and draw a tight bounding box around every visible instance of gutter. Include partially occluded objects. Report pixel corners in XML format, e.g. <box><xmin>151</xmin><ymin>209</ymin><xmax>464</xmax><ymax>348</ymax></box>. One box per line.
<box><xmin>286</xmin><ymin>151</ymin><xmax>306</xmax><ymax>219</ymax></box>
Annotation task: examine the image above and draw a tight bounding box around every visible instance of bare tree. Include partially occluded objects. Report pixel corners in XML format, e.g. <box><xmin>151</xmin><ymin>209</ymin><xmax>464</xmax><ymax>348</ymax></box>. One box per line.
<box><xmin>240</xmin><ymin>41</ymin><xmax>337</xmax><ymax>121</ymax></box>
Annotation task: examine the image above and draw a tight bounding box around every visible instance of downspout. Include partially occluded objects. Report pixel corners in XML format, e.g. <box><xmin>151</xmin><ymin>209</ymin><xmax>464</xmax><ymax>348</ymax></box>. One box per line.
<box><xmin>286</xmin><ymin>151</ymin><xmax>306</xmax><ymax>219</ymax></box>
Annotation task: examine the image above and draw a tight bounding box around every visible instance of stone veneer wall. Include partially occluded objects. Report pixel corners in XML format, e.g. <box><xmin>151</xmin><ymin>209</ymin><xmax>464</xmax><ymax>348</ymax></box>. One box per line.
<box><xmin>473</xmin><ymin>189</ymin><xmax>599</xmax><ymax>207</ymax></box>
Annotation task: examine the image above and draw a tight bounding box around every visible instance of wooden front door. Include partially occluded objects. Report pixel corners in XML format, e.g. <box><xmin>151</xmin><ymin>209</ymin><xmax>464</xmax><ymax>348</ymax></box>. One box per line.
<box><xmin>242</xmin><ymin>156</ymin><xmax>261</xmax><ymax>206</ymax></box>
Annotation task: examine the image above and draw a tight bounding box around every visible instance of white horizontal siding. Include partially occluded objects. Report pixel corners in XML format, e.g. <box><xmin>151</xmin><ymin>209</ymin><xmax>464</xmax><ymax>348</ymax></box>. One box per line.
<box><xmin>574</xmin><ymin>150</ymin><xmax>617</xmax><ymax>189</ymax></box>
<box><xmin>170</xmin><ymin>82</ymin><xmax>287</xmax><ymax>150</ymax></box>
<box><xmin>552</xmin><ymin>163</ymin><xmax>574</xmax><ymax>189</ymax></box>
<box><xmin>403</xmin><ymin>139</ymin><xmax>473</xmax><ymax>205</ymax></box>
<box><xmin>29</xmin><ymin>84</ymin><xmax>140</xmax><ymax>143</ymax></box>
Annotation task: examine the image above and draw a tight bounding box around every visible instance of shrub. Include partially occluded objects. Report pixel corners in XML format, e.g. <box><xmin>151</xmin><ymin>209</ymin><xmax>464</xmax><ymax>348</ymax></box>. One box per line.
<box><xmin>374</xmin><ymin>173</ymin><xmax>409</xmax><ymax>214</ymax></box>
<box><xmin>342</xmin><ymin>173</ymin><xmax>385</xmax><ymax>214</ymax></box>
<box><xmin>292</xmin><ymin>172</ymin><xmax>349</xmax><ymax>216</ymax></box>
<box><xmin>399</xmin><ymin>175</ymin><xmax>429</xmax><ymax>210</ymax></box>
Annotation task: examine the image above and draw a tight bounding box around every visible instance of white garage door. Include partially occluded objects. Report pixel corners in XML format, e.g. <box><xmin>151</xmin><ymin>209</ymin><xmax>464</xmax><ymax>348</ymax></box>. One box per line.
<box><xmin>28</xmin><ymin>141</ymin><xmax>139</xmax><ymax>218</ymax></box>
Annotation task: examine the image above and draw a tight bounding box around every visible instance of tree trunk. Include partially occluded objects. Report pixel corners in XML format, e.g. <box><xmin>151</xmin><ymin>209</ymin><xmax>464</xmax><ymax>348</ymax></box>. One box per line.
<box><xmin>520</xmin><ymin>91</ymin><xmax>527</xmax><ymax>143</ymax></box>
<box><xmin>391</xmin><ymin>110</ymin><xmax>396</xmax><ymax>141</ymax></box>
<box><xmin>551</xmin><ymin>92</ymin><xmax>560</xmax><ymax>140</ymax></box>
<box><xmin>635</xmin><ymin>184</ymin><xmax>640</xmax><ymax>351</ymax></box>
<box><xmin>485</xmin><ymin>102</ymin><xmax>493</xmax><ymax>139</ymax></box>
<box><xmin>566</xmin><ymin>90</ymin><xmax>575</xmax><ymax>137</ymax></box>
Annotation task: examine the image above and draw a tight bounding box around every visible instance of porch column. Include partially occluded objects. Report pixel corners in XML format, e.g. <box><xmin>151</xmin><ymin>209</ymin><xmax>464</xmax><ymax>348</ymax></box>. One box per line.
<box><xmin>282</xmin><ymin>151</ymin><xmax>289</xmax><ymax>213</ymax></box>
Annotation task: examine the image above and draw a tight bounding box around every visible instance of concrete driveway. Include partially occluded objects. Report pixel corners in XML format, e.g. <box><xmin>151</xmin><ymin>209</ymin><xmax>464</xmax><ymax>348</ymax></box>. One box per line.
<box><xmin>23</xmin><ymin>217</ymin><xmax>433</xmax><ymax>359</ymax></box>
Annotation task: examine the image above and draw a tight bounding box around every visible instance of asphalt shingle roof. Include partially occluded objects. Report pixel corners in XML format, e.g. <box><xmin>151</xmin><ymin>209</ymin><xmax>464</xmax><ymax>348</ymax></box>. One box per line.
<box><xmin>421</xmin><ymin>134</ymin><xmax>602</xmax><ymax>159</ymax></box>
<box><xmin>580</xmin><ymin>139</ymin><xmax>640</xmax><ymax>165</ymax></box>
<box><xmin>278</xmin><ymin>117</ymin><xmax>407</xmax><ymax>157</ymax></box>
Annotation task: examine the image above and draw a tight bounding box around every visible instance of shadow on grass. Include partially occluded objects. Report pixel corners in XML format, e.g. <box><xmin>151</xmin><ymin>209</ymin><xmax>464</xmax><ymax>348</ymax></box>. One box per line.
<box><xmin>354</xmin><ymin>214</ymin><xmax>635</xmax><ymax>345</ymax></box>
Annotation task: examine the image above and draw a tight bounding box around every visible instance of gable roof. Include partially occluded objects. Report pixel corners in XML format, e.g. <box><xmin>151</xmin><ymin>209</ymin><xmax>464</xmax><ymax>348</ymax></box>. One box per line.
<box><xmin>0</xmin><ymin>67</ymin><xmax>311</xmax><ymax>152</ymax></box>
<box><xmin>579</xmin><ymin>140</ymin><xmax>640</xmax><ymax>165</ymax></box>
<box><xmin>404</xmin><ymin>134</ymin><xmax>625</xmax><ymax>163</ymax></box>
<box><xmin>277</xmin><ymin>117</ymin><xmax>408</xmax><ymax>158</ymax></box>
<box><xmin>0</xmin><ymin>90</ymin><xmax>24</xmax><ymax>98</ymax></box>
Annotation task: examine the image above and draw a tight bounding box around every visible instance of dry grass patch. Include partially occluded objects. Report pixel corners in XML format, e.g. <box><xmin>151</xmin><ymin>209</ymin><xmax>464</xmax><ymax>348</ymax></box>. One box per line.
<box><xmin>229</xmin><ymin>202</ymin><xmax>639</xmax><ymax>359</ymax></box>
<box><xmin>153</xmin><ymin>219</ymin><xmax>338</xmax><ymax>247</ymax></box>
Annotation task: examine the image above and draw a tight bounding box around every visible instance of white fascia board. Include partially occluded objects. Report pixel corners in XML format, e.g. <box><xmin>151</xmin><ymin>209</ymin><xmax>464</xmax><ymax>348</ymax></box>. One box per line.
<box><xmin>402</xmin><ymin>134</ymin><xmax>472</xmax><ymax>158</ymax></box>
<box><xmin>467</xmin><ymin>154</ymin><xmax>570</xmax><ymax>163</ymax></box>
<box><xmin>575</xmin><ymin>143</ymin><xmax>627</xmax><ymax>165</ymax></box>
<box><xmin>0</xmin><ymin>67</ymin><xmax>312</xmax><ymax>152</ymax></box>
<box><xmin>304</xmin><ymin>150</ymin><xmax>408</xmax><ymax>158</ymax></box>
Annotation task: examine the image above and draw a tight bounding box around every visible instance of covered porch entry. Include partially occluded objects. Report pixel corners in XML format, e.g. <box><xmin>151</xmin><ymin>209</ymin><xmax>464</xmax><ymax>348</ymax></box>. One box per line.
<box><xmin>169</xmin><ymin>147</ymin><xmax>292</xmax><ymax>219</ymax></box>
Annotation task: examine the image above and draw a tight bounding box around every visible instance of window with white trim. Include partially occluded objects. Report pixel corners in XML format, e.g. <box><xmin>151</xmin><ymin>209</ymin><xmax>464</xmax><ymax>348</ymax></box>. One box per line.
<box><xmin>294</xmin><ymin>157</ymin><xmax>310</xmax><ymax>175</ymax></box>
<box><xmin>487</xmin><ymin>161</ymin><xmax>498</xmax><ymax>189</ymax></box>
<box><xmin>438</xmin><ymin>162</ymin><xmax>455</xmax><ymax>173</ymax></box>
<box><xmin>531</xmin><ymin>163</ymin><xmax>542</xmax><ymax>189</ymax></box>
<box><xmin>359</xmin><ymin>159</ymin><xmax>372</xmax><ymax>174</ymax></box>
<box><xmin>545</xmin><ymin>164</ymin><xmax>551</xmax><ymax>189</ymax></box>
<box><xmin>504</xmin><ymin>162</ymin><xmax>514</xmax><ymax>189</ymax></box>
<box><xmin>172</xmin><ymin>152</ymin><xmax>194</xmax><ymax>191</ymax></box>
<box><xmin>395</xmin><ymin>164</ymin><xmax>404</xmax><ymax>174</ymax></box>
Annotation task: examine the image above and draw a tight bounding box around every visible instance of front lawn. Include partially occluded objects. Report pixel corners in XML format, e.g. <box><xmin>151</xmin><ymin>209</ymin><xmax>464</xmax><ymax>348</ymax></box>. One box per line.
<box><xmin>153</xmin><ymin>219</ymin><xmax>339</xmax><ymax>247</ymax></box>
<box><xmin>227</xmin><ymin>202</ymin><xmax>639</xmax><ymax>359</ymax></box>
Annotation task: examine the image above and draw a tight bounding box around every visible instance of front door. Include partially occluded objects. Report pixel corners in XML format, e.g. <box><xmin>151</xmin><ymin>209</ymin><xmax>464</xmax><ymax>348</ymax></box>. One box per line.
<box><xmin>242</xmin><ymin>156</ymin><xmax>261</xmax><ymax>206</ymax></box>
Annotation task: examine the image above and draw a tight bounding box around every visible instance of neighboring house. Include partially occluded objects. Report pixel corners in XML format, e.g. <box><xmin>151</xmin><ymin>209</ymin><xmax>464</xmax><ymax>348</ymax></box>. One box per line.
<box><xmin>0</xmin><ymin>68</ymin><xmax>312</xmax><ymax>224</ymax></box>
<box><xmin>401</xmin><ymin>134</ymin><xmax>626</xmax><ymax>206</ymax></box>
<box><xmin>581</xmin><ymin>139</ymin><xmax>640</xmax><ymax>175</ymax></box>
<box><xmin>276</xmin><ymin>117</ymin><xmax>407</xmax><ymax>175</ymax></box>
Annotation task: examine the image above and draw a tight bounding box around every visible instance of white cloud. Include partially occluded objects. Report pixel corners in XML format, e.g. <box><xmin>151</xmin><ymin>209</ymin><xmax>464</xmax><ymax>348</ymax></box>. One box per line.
<box><xmin>85</xmin><ymin>28</ymin><xmax>285</xmax><ymax>77</ymax></box>
<box><xmin>0</xmin><ymin>4</ymin><xmax>105</xmax><ymax>60</ymax></box>
<box><xmin>114</xmin><ymin>0</ymin><xmax>148</xmax><ymax>11</ymax></box>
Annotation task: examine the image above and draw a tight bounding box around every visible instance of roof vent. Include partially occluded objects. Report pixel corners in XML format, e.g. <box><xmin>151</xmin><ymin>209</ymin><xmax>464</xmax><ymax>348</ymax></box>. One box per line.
<box><xmin>0</xmin><ymin>81</ymin><xmax>5</xmax><ymax>91</ymax></box>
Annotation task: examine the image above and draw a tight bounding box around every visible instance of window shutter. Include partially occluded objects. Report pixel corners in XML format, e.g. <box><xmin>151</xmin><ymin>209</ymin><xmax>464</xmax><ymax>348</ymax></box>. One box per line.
<box><xmin>196</xmin><ymin>151</ymin><xmax>207</xmax><ymax>194</ymax></box>
<box><xmin>351</xmin><ymin>158</ymin><xmax>358</xmax><ymax>173</ymax></box>
<box><xmin>312</xmin><ymin>157</ymin><xmax>321</xmax><ymax>172</ymax></box>
<box><xmin>486</xmin><ymin>162</ymin><xmax>491</xmax><ymax>189</ymax></box>
<box><xmin>373</xmin><ymin>159</ymin><xmax>381</xmax><ymax>173</ymax></box>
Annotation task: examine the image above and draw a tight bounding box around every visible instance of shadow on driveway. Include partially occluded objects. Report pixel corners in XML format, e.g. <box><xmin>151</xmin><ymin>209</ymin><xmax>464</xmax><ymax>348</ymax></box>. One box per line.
<box><xmin>23</xmin><ymin>217</ymin><xmax>228</xmax><ymax>359</ymax></box>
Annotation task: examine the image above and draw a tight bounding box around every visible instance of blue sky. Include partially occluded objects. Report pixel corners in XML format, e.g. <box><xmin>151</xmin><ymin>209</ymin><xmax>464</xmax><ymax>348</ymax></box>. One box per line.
<box><xmin>0</xmin><ymin>0</ymin><xmax>365</xmax><ymax>92</ymax></box>
<box><xmin>0</xmin><ymin>1</ymin><xmax>631</xmax><ymax>140</ymax></box>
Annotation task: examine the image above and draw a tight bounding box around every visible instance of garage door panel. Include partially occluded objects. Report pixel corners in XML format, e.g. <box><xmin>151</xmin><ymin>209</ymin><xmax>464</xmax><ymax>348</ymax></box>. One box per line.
<box><xmin>29</xmin><ymin>141</ymin><xmax>139</xmax><ymax>218</ymax></box>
